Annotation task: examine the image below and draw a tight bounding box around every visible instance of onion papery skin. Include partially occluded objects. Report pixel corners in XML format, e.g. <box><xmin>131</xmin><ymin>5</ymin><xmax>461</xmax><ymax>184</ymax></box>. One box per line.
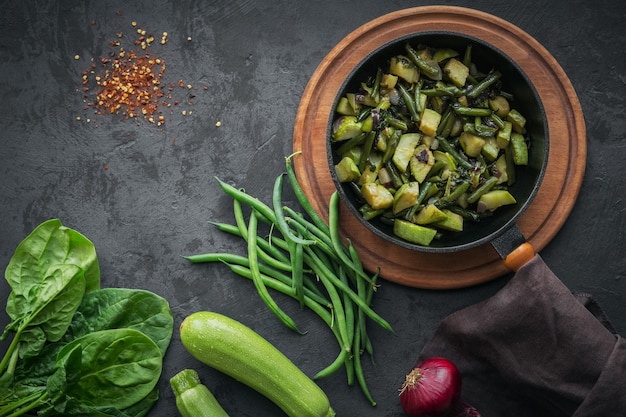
<box><xmin>399</xmin><ymin>357</ymin><xmax>462</xmax><ymax>417</ymax></box>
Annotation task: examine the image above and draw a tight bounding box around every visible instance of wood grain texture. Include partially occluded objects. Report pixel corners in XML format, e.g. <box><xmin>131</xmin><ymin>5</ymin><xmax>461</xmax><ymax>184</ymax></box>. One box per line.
<box><xmin>292</xmin><ymin>6</ymin><xmax>586</xmax><ymax>289</ymax></box>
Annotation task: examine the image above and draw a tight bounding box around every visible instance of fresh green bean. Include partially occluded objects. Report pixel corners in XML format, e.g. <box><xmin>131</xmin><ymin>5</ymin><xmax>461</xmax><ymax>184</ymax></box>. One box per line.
<box><xmin>328</xmin><ymin>192</ymin><xmax>375</xmax><ymax>284</ymax></box>
<box><xmin>216</xmin><ymin>177</ymin><xmax>276</xmax><ymax>223</ymax></box>
<box><xmin>353</xmin><ymin>325</ymin><xmax>376</xmax><ymax>406</ymax></box>
<box><xmin>285</xmin><ymin>215</ymin><xmax>339</xmax><ymax>263</ymax></box>
<box><xmin>304</xmin><ymin>247</ymin><xmax>351</xmax><ymax>353</ymax></box>
<box><xmin>337</xmin><ymin>265</ymin><xmax>356</xmax><ymax>386</ymax></box>
<box><xmin>185</xmin><ymin>252</ymin><xmax>328</xmax><ymax>306</ymax></box>
<box><xmin>224</xmin><ymin>261</ymin><xmax>357</xmax><ymax>382</ymax></box>
<box><xmin>305</xmin><ymin>245</ymin><xmax>393</xmax><ymax>334</ymax></box>
<box><xmin>283</xmin><ymin>206</ymin><xmax>334</xmax><ymax>250</ymax></box>
<box><xmin>247</xmin><ymin>211</ymin><xmax>303</xmax><ymax>333</ymax></box>
<box><xmin>290</xmin><ymin>239</ymin><xmax>305</xmax><ymax>309</ymax></box>
<box><xmin>313</xmin><ymin>349</ymin><xmax>350</xmax><ymax>380</ymax></box>
<box><xmin>233</xmin><ymin>197</ymin><xmax>248</xmax><ymax>238</ymax></box>
<box><xmin>230</xmin><ymin>201</ymin><xmax>293</xmax><ymax>273</ymax></box>
<box><xmin>338</xmin><ymin>266</ymin><xmax>355</xmax><ymax>351</ymax></box>
<box><xmin>272</xmin><ymin>173</ymin><xmax>316</xmax><ymax>246</ymax></box>
<box><xmin>223</xmin><ymin>262</ymin><xmax>331</xmax><ymax>315</ymax></box>
<box><xmin>348</xmin><ymin>241</ymin><xmax>374</xmax><ymax>357</ymax></box>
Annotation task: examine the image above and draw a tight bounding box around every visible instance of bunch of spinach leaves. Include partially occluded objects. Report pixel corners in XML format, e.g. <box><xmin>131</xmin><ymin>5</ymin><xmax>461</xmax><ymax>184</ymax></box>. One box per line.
<box><xmin>0</xmin><ymin>219</ymin><xmax>174</xmax><ymax>417</ymax></box>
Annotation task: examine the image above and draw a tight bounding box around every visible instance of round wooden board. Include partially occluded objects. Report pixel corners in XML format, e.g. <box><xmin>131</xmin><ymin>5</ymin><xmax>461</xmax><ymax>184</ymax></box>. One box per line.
<box><xmin>292</xmin><ymin>6</ymin><xmax>586</xmax><ymax>289</ymax></box>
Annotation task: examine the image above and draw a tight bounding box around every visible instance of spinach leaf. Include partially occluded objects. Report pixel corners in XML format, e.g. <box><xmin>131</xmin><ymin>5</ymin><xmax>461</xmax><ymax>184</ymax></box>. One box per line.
<box><xmin>1</xmin><ymin>220</ymin><xmax>171</xmax><ymax>416</ymax></box>
<box><xmin>1</xmin><ymin>219</ymin><xmax>99</xmax><ymax>364</ymax></box>
<box><xmin>63</xmin><ymin>288</ymin><xmax>174</xmax><ymax>356</ymax></box>
<box><xmin>11</xmin><ymin>288</ymin><xmax>174</xmax><ymax>386</ymax></box>
<box><xmin>45</xmin><ymin>328</ymin><xmax>163</xmax><ymax>414</ymax></box>
<box><xmin>4</xmin><ymin>219</ymin><xmax>99</xmax><ymax>295</ymax></box>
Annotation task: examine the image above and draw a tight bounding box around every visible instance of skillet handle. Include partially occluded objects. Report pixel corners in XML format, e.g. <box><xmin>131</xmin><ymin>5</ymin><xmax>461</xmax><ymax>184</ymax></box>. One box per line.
<box><xmin>491</xmin><ymin>224</ymin><xmax>536</xmax><ymax>271</ymax></box>
<box><xmin>503</xmin><ymin>242</ymin><xmax>535</xmax><ymax>271</ymax></box>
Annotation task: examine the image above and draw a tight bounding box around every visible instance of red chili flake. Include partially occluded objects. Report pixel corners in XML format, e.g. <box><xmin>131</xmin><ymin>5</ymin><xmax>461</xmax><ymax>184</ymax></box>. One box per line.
<box><xmin>80</xmin><ymin>13</ymin><xmax>201</xmax><ymax>127</ymax></box>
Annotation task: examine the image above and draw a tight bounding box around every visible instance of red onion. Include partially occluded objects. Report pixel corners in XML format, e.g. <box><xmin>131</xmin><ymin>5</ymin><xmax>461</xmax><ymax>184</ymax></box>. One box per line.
<box><xmin>399</xmin><ymin>357</ymin><xmax>462</xmax><ymax>417</ymax></box>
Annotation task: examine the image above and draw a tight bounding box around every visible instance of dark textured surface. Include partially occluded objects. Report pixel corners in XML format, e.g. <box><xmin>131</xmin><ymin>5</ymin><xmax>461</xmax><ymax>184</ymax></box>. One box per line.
<box><xmin>1</xmin><ymin>1</ymin><xmax>624</xmax><ymax>416</ymax></box>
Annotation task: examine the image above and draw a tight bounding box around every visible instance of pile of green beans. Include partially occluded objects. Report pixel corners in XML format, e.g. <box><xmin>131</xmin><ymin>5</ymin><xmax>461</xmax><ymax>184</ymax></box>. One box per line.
<box><xmin>185</xmin><ymin>153</ymin><xmax>393</xmax><ymax>406</ymax></box>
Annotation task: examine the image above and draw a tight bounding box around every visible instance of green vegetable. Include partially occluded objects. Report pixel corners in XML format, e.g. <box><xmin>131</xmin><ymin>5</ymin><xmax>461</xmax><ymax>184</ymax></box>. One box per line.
<box><xmin>47</xmin><ymin>328</ymin><xmax>163</xmax><ymax>412</ymax></box>
<box><xmin>1</xmin><ymin>219</ymin><xmax>99</xmax><ymax>364</ymax></box>
<box><xmin>171</xmin><ymin>369</ymin><xmax>230</xmax><ymax>417</ymax></box>
<box><xmin>330</xmin><ymin>42</ymin><xmax>535</xmax><ymax>246</ymax></box>
<box><xmin>1</xmin><ymin>220</ymin><xmax>173</xmax><ymax>417</ymax></box>
<box><xmin>184</xmin><ymin>154</ymin><xmax>390</xmax><ymax>405</ymax></box>
<box><xmin>180</xmin><ymin>311</ymin><xmax>336</xmax><ymax>417</ymax></box>
<box><xmin>393</xmin><ymin>219</ymin><xmax>438</xmax><ymax>246</ymax></box>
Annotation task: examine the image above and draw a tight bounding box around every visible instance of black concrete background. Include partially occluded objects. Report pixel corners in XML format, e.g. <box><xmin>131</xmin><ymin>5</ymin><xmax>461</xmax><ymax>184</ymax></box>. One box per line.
<box><xmin>1</xmin><ymin>1</ymin><xmax>624</xmax><ymax>416</ymax></box>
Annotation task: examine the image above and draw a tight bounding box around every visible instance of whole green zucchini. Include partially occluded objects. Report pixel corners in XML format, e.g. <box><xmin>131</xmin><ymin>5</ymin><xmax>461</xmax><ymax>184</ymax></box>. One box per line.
<box><xmin>180</xmin><ymin>311</ymin><xmax>336</xmax><ymax>417</ymax></box>
<box><xmin>170</xmin><ymin>369</ymin><xmax>230</xmax><ymax>417</ymax></box>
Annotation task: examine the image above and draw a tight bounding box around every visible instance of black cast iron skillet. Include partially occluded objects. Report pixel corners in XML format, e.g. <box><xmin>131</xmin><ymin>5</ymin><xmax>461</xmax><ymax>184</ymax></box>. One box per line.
<box><xmin>327</xmin><ymin>32</ymin><xmax>549</xmax><ymax>271</ymax></box>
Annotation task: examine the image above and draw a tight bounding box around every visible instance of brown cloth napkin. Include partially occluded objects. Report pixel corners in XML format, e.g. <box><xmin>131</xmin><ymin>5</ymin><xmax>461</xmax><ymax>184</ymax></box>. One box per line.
<box><xmin>417</xmin><ymin>254</ymin><xmax>626</xmax><ymax>417</ymax></box>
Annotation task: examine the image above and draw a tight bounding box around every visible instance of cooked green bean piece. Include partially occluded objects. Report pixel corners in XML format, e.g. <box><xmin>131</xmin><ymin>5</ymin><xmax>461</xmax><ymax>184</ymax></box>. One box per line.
<box><xmin>413</xmin><ymin>79</ymin><xmax>424</xmax><ymax>113</ymax></box>
<box><xmin>398</xmin><ymin>82</ymin><xmax>420</xmax><ymax>122</ymax></box>
<box><xmin>436</xmin><ymin>136</ymin><xmax>473</xmax><ymax>170</ymax></box>
<box><xmin>467</xmin><ymin>70</ymin><xmax>502</xmax><ymax>98</ymax></box>
<box><xmin>405</xmin><ymin>43</ymin><xmax>442</xmax><ymax>80</ymax></box>
<box><xmin>448</xmin><ymin>205</ymin><xmax>491</xmax><ymax>222</ymax></box>
<box><xmin>420</xmin><ymin>85</ymin><xmax>462</xmax><ymax>97</ymax></box>
<box><xmin>436</xmin><ymin>181</ymin><xmax>470</xmax><ymax>208</ymax></box>
<box><xmin>382</xmin><ymin>131</ymin><xmax>401</xmax><ymax>164</ymax></box>
<box><xmin>463</xmin><ymin>44</ymin><xmax>473</xmax><ymax>68</ymax></box>
<box><xmin>467</xmin><ymin>175</ymin><xmax>499</xmax><ymax>204</ymax></box>
<box><xmin>358</xmin><ymin>131</ymin><xmax>376</xmax><ymax>172</ymax></box>
<box><xmin>337</xmin><ymin>132</ymin><xmax>367</xmax><ymax>156</ymax></box>
<box><xmin>386</xmin><ymin>115</ymin><xmax>408</xmax><ymax>131</ymax></box>
<box><xmin>384</xmin><ymin>160</ymin><xmax>404</xmax><ymax>188</ymax></box>
<box><xmin>453</xmin><ymin>105</ymin><xmax>493</xmax><ymax>117</ymax></box>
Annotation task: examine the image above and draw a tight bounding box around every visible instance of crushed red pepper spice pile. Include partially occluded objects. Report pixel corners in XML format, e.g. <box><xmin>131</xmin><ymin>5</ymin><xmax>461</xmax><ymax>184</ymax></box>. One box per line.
<box><xmin>79</xmin><ymin>15</ymin><xmax>201</xmax><ymax>127</ymax></box>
